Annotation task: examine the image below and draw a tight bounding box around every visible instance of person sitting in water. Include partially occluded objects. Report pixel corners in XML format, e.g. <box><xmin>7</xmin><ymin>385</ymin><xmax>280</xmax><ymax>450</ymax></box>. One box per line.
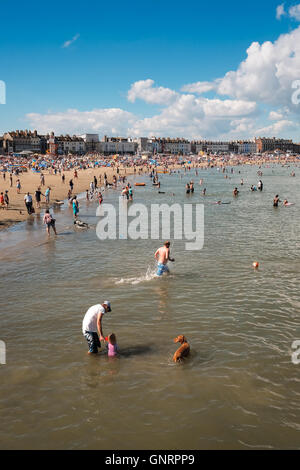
<box><xmin>74</xmin><ymin>219</ymin><xmax>89</xmax><ymax>228</ymax></box>
<box><xmin>154</xmin><ymin>240</ymin><xmax>175</xmax><ymax>276</ymax></box>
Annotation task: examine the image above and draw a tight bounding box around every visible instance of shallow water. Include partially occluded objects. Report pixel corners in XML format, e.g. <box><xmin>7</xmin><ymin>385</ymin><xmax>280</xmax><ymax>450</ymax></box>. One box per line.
<box><xmin>1</xmin><ymin>165</ymin><xmax>300</xmax><ymax>449</ymax></box>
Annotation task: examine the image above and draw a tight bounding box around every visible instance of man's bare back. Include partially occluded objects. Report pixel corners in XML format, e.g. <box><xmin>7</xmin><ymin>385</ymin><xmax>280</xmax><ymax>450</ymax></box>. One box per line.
<box><xmin>154</xmin><ymin>241</ymin><xmax>175</xmax><ymax>277</ymax></box>
<box><xmin>155</xmin><ymin>245</ymin><xmax>170</xmax><ymax>265</ymax></box>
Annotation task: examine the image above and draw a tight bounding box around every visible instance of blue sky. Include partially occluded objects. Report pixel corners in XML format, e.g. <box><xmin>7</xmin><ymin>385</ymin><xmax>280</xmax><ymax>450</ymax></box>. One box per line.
<box><xmin>1</xmin><ymin>0</ymin><xmax>300</xmax><ymax>140</ymax></box>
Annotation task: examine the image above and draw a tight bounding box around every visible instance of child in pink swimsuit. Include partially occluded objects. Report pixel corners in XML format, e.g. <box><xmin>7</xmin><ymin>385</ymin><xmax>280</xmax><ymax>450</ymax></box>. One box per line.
<box><xmin>106</xmin><ymin>333</ymin><xmax>119</xmax><ymax>357</ymax></box>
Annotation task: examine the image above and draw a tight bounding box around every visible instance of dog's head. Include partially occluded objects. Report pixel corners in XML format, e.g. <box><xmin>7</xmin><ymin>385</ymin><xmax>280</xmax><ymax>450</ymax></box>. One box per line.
<box><xmin>174</xmin><ymin>335</ymin><xmax>187</xmax><ymax>344</ymax></box>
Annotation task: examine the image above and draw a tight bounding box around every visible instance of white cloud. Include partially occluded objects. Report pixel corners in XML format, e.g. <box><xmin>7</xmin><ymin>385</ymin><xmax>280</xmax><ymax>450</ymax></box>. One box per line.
<box><xmin>128</xmin><ymin>92</ymin><xmax>257</xmax><ymax>139</ymax></box>
<box><xmin>213</xmin><ymin>26</ymin><xmax>300</xmax><ymax>110</ymax></box>
<box><xmin>256</xmin><ymin>119</ymin><xmax>299</xmax><ymax>136</ymax></box>
<box><xmin>202</xmin><ymin>98</ymin><xmax>257</xmax><ymax>117</ymax></box>
<box><xmin>127</xmin><ymin>79</ymin><xmax>178</xmax><ymax>105</ymax></box>
<box><xmin>269</xmin><ymin>110</ymin><xmax>284</xmax><ymax>120</ymax></box>
<box><xmin>62</xmin><ymin>34</ymin><xmax>80</xmax><ymax>49</ymax></box>
<box><xmin>276</xmin><ymin>4</ymin><xmax>286</xmax><ymax>20</ymax></box>
<box><xmin>25</xmin><ymin>22</ymin><xmax>300</xmax><ymax>141</ymax></box>
<box><xmin>181</xmin><ymin>81</ymin><xmax>216</xmax><ymax>94</ymax></box>
<box><xmin>289</xmin><ymin>4</ymin><xmax>300</xmax><ymax>21</ymax></box>
<box><xmin>26</xmin><ymin>108</ymin><xmax>136</xmax><ymax>136</ymax></box>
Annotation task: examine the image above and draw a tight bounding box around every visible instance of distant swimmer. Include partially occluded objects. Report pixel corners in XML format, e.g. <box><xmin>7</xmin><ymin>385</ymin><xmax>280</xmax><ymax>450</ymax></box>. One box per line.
<box><xmin>154</xmin><ymin>241</ymin><xmax>175</xmax><ymax>277</ymax></box>
<box><xmin>273</xmin><ymin>195</ymin><xmax>281</xmax><ymax>207</ymax></box>
<box><xmin>186</xmin><ymin>183</ymin><xmax>190</xmax><ymax>194</ymax></box>
<box><xmin>202</xmin><ymin>188</ymin><xmax>206</xmax><ymax>196</ymax></box>
<box><xmin>211</xmin><ymin>201</ymin><xmax>231</xmax><ymax>205</ymax></box>
<box><xmin>250</xmin><ymin>185</ymin><xmax>257</xmax><ymax>191</ymax></box>
<box><xmin>258</xmin><ymin>180</ymin><xmax>263</xmax><ymax>191</ymax></box>
<box><xmin>283</xmin><ymin>199</ymin><xmax>294</xmax><ymax>206</ymax></box>
<box><xmin>233</xmin><ymin>187</ymin><xmax>239</xmax><ymax>196</ymax></box>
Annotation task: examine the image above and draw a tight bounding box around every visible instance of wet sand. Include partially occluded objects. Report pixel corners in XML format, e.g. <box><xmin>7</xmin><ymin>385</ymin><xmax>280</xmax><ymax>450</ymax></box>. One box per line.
<box><xmin>0</xmin><ymin>166</ymin><xmax>140</xmax><ymax>230</ymax></box>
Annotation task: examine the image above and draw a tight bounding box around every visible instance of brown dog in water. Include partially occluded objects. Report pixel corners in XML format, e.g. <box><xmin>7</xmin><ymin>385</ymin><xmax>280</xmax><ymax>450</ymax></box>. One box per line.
<box><xmin>173</xmin><ymin>335</ymin><xmax>190</xmax><ymax>362</ymax></box>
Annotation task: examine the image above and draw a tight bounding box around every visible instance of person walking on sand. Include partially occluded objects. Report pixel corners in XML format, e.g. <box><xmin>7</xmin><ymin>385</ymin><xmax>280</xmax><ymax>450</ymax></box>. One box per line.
<box><xmin>9</xmin><ymin>174</ymin><xmax>13</xmax><ymax>187</ymax></box>
<box><xmin>82</xmin><ymin>301</ymin><xmax>112</xmax><ymax>354</ymax></box>
<box><xmin>154</xmin><ymin>240</ymin><xmax>175</xmax><ymax>276</ymax></box>
<box><xmin>45</xmin><ymin>187</ymin><xmax>51</xmax><ymax>205</ymax></box>
<box><xmin>24</xmin><ymin>192</ymin><xmax>33</xmax><ymax>214</ymax></box>
<box><xmin>69</xmin><ymin>179</ymin><xmax>74</xmax><ymax>193</ymax></box>
<box><xmin>43</xmin><ymin>209</ymin><xmax>57</xmax><ymax>237</ymax></box>
<box><xmin>16</xmin><ymin>179</ymin><xmax>21</xmax><ymax>194</ymax></box>
<box><xmin>4</xmin><ymin>190</ymin><xmax>9</xmax><ymax>210</ymax></box>
<box><xmin>35</xmin><ymin>187</ymin><xmax>43</xmax><ymax>209</ymax></box>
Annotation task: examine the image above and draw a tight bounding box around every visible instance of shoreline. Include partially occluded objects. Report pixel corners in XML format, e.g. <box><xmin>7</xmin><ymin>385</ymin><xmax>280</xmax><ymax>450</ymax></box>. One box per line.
<box><xmin>0</xmin><ymin>158</ymin><xmax>298</xmax><ymax>231</ymax></box>
<box><xmin>0</xmin><ymin>165</ymin><xmax>140</xmax><ymax>231</ymax></box>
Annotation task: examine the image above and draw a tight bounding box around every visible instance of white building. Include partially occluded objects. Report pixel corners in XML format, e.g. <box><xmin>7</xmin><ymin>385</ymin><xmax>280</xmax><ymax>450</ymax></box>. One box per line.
<box><xmin>236</xmin><ymin>141</ymin><xmax>257</xmax><ymax>154</ymax></box>
<box><xmin>78</xmin><ymin>134</ymin><xmax>99</xmax><ymax>152</ymax></box>
<box><xmin>98</xmin><ymin>136</ymin><xmax>137</xmax><ymax>155</ymax></box>
<box><xmin>56</xmin><ymin>135</ymin><xmax>86</xmax><ymax>154</ymax></box>
<box><xmin>149</xmin><ymin>138</ymin><xmax>191</xmax><ymax>155</ymax></box>
<box><xmin>193</xmin><ymin>141</ymin><xmax>230</xmax><ymax>154</ymax></box>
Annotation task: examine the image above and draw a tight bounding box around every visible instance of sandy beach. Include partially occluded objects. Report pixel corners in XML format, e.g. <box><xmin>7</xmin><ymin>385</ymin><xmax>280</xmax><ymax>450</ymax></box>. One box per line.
<box><xmin>0</xmin><ymin>165</ymin><xmax>141</xmax><ymax>229</ymax></box>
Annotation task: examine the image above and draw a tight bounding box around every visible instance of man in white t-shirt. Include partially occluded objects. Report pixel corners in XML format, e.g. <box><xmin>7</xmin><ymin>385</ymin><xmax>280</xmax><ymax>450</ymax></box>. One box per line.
<box><xmin>24</xmin><ymin>192</ymin><xmax>33</xmax><ymax>214</ymax></box>
<box><xmin>82</xmin><ymin>301</ymin><xmax>111</xmax><ymax>354</ymax></box>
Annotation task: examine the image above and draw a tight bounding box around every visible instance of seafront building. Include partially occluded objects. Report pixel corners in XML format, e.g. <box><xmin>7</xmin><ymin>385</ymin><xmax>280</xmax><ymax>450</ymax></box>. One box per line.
<box><xmin>98</xmin><ymin>136</ymin><xmax>137</xmax><ymax>155</ymax></box>
<box><xmin>1</xmin><ymin>130</ymin><xmax>300</xmax><ymax>156</ymax></box>
<box><xmin>254</xmin><ymin>137</ymin><xmax>300</xmax><ymax>153</ymax></box>
<box><xmin>2</xmin><ymin>130</ymin><xmax>47</xmax><ymax>154</ymax></box>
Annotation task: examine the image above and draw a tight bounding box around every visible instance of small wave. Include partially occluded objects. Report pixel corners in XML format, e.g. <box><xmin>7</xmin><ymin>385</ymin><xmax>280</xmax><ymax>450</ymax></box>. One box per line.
<box><xmin>115</xmin><ymin>266</ymin><xmax>158</xmax><ymax>285</ymax></box>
